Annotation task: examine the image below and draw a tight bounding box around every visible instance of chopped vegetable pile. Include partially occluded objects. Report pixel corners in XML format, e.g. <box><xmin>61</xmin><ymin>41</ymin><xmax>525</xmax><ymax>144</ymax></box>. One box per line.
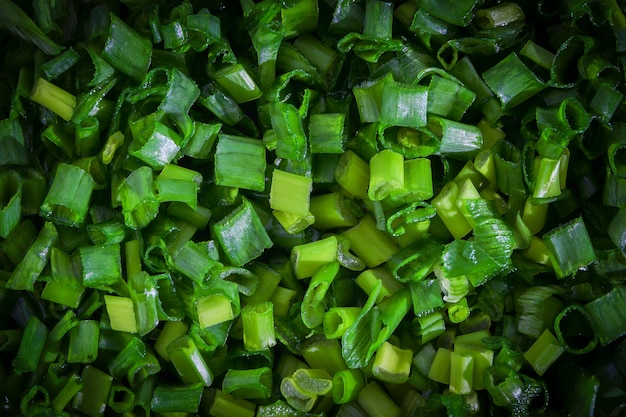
<box><xmin>2</xmin><ymin>0</ymin><xmax>626</xmax><ymax>415</ymax></box>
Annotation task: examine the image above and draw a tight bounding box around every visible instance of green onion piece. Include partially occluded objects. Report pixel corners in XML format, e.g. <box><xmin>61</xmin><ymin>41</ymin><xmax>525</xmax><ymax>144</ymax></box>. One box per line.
<box><xmin>523</xmin><ymin>329</ymin><xmax>564</xmax><ymax>376</ymax></box>
<box><xmin>454</xmin><ymin>343</ymin><xmax>494</xmax><ymax>390</ymax></box>
<box><xmin>0</xmin><ymin>0</ymin><xmax>63</xmax><ymax>54</ymax></box>
<box><xmin>150</xmin><ymin>383</ymin><xmax>204</xmax><ymax>413</ymax></box>
<box><xmin>309</xmin><ymin>192</ymin><xmax>361</xmax><ymax>230</ymax></box>
<box><xmin>44</xmin><ymin>248</ymin><xmax>84</xmax><ymax>307</ymax></box>
<box><xmin>386</xmin><ymin>237</ymin><xmax>443</xmax><ymax>284</ymax></box>
<box><xmin>429</xmin><ymin>116</ymin><xmax>483</xmax><ymax>158</ymax></box>
<box><xmin>199</xmin><ymin>84</ymin><xmax>246</xmax><ymax>126</ymax></box>
<box><xmin>41</xmin><ymin>47</ymin><xmax>80</xmax><ymax>80</ymax></box>
<box><xmin>332</xmin><ymin>369</ymin><xmax>366</xmax><ymax>404</ymax></box>
<box><xmin>213</xmin><ymin>198</ymin><xmax>273</xmax><ymax>267</ymax></box>
<box><xmin>68</xmin><ymin>320</ymin><xmax>100</xmax><ymax>363</ymax></box>
<box><xmin>6</xmin><ymin>221</ymin><xmax>57</xmax><ymax>291</ymax></box>
<box><xmin>270</xmin><ymin>169</ymin><xmax>312</xmax><ymax>216</ymax></box>
<box><xmin>363</xmin><ymin>0</ymin><xmax>393</xmax><ymax>39</ymax></box>
<box><xmin>128</xmin><ymin>116</ymin><xmax>184</xmax><ymax>169</ymax></box>
<box><xmin>118</xmin><ymin>166</ymin><xmax>159</xmax><ymax>230</ymax></box>
<box><xmin>335</xmin><ymin>150</ymin><xmax>370</xmax><ymax>199</ymax></box>
<box><xmin>475</xmin><ymin>2</ymin><xmax>525</xmax><ymax>29</ymax></box>
<box><xmin>156</xmin><ymin>179</ymin><xmax>198</xmax><ymax>209</ymax></box>
<box><xmin>357</xmin><ymin>381</ymin><xmax>401</xmax><ymax>417</ymax></box>
<box><xmin>271</xmin><ymin>102</ymin><xmax>307</xmax><ymax>160</ymax></box>
<box><xmin>101</xmin><ymin>131</ymin><xmax>124</xmax><ymax>165</ymax></box>
<box><xmin>0</xmin><ymin>170</ymin><xmax>22</xmax><ymax>238</ymax></box>
<box><xmin>413</xmin><ymin>311</ymin><xmax>446</xmax><ymax>344</ymax></box>
<box><xmin>553</xmin><ymin>304</ymin><xmax>597</xmax><ymax>354</ymax></box>
<box><xmin>341</xmin><ymin>215</ymin><xmax>398</xmax><ymax>268</ymax></box>
<box><xmin>281</xmin><ymin>0</ymin><xmax>319</xmax><ymax>37</ymax></box>
<box><xmin>108</xmin><ymin>337</ymin><xmax>146</xmax><ymax>379</ymax></box>
<box><xmin>492</xmin><ymin>139</ymin><xmax>526</xmax><ymax>199</ymax></box>
<box><xmin>418</xmin><ymin>0</ymin><xmax>479</xmax><ymax>26</ymax></box>
<box><xmin>380</xmin><ymin>81</ymin><xmax>428</xmax><ymax>129</ymax></box>
<box><xmin>214</xmin><ymin>134</ymin><xmax>266</xmax><ymax>192</ymax></box>
<box><xmin>213</xmin><ymin>64</ymin><xmax>262</xmax><ymax>103</ymax></box>
<box><xmin>292</xmin><ymin>368</ymin><xmax>333</xmax><ymax>396</ymax></box>
<box><xmin>155</xmin><ymin>321</ymin><xmax>189</xmax><ymax>362</ymax></box>
<box><xmin>431</xmin><ymin>181</ymin><xmax>472</xmax><ymax>239</ymax></box>
<box><xmin>532</xmin><ymin>156</ymin><xmax>562</xmax><ymax>200</ymax></box>
<box><xmin>74</xmin><ymin>116</ymin><xmax>100</xmax><ymax>157</ymax></box>
<box><xmin>410</xmin><ymin>278</ymin><xmax>445</xmax><ymax>317</ymax></box>
<box><xmin>292</xmin><ymin>34</ymin><xmax>340</xmax><ymax>88</ymax></box>
<box><xmin>73</xmin><ymin>366</ymin><xmax>113</xmax><ymax>417</ymax></box>
<box><xmin>271</xmin><ymin>286</ymin><xmax>298</xmax><ymax>318</ymax></box>
<box><xmin>291</xmin><ymin>236</ymin><xmax>338</xmax><ymax>279</ymax></box>
<box><xmin>427</xmin><ymin>75</ymin><xmax>476</xmax><ymax>121</ymax></box>
<box><xmin>167</xmin><ymin>335</ymin><xmax>213</xmax><ymax>386</ymax></box>
<box><xmin>86</xmin><ymin>219</ymin><xmax>127</xmax><ymax>247</ymax></box>
<box><xmin>367</xmin><ymin>149</ymin><xmax>404</xmax><ymax>201</ymax></box>
<box><xmin>390</xmin><ymin>158</ymin><xmax>434</xmax><ymax>203</ymax></box>
<box><xmin>584</xmin><ymin>286</ymin><xmax>626</xmax><ymax>345</ymax></box>
<box><xmin>590</xmin><ymin>83</ymin><xmax>624</xmax><ymax>121</ymax></box>
<box><xmin>129</xmin><ymin>271</ymin><xmax>159</xmax><ymax>336</ymax></box>
<box><xmin>29</xmin><ymin>77</ymin><xmax>76</xmax><ymax>121</ymax></box>
<box><xmin>309</xmin><ymin>113</ymin><xmax>346</xmax><ymax>154</ymax></box>
<box><xmin>280</xmin><ymin>375</ymin><xmax>318</xmax><ymax>412</ymax></box>
<box><xmin>51</xmin><ymin>373</ymin><xmax>83</xmax><ymax>412</ymax></box>
<box><xmin>354</xmin><ymin>266</ymin><xmax>403</xmax><ymax>304</ymax></box>
<box><xmin>448</xmin><ymin>351</ymin><xmax>473</xmax><ymax>395</ymax></box>
<box><xmin>427</xmin><ymin>347</ymin><xmax>452</xmax><ymax>385</ymax></box>
<box><xmin>301</xmin><ymin>262</ymin><xmax>339</xmax><ymax>329</ymax></box>
<box><xmin>40</xmin><ymin>163</ymin><xmax>95</xmax><ymax>227</ymax></box>
<box><xmin>372</xmin><ymin>341</ymin><xmax>413</xmax><ymax>384</ymax></box>
<box><xmin>482</xmin><ymin>53</ymin><xmax>546</xmax><ymax>110</ymax></box>
<box><xmin>79</xmin><ymin>243</ymin><xmax>122</xmax><ymax>289</ymax></box>
<box><xmin>543</xmin><ymin>217</ymin><xmax>596</xmax><ymax>278</ymax></box>
<box><xmin>108</xmin><ymin>384</ymin><xmax>135</xmax><ymax>413</ymax></box>
<box><xmin>242</xmin><ymin>302</ymin><xmax>276</xmax><ymax>352</ymax></box>
<box><xmin>353</xmin><ymin>74</ymin><xmax>393</xmax><ymax>123</ymax></box>
<box><xmin>196</xmin><ymin>294</ymin><xmax>234</xmax><ymax>329</ymax></box>
<box><xmin>104</xmin><ymin>295</ymin><xmax>138</xmax><ymax>333</ymax></box>
<box><xmin>323</xmin><ymin>307</ymin><xmax>362</xmax><ymax>339</ymax></box>
<box><xmin>102</xmin><ymin>13</ymin><xmax>152</xmax><ymax>80</ymax></box>
<box><xmin>128</xmin><ymin>348</ymin><xmax>162</xmax><ymax>388</ymax></box>
<box><xmin>12</xmin><ymin>316</ymin><xmax>47</xmax><ymax>374</ymax></box>
<box><xmin>182</xmin><ymin>121</ymin><xmax>221</xmax><ymax>159</ymax></box>
<box><xmin>209</xmin><ymin>389</ymin><xmax>257</xmax><ymax>417</ymax></box>
<box><xmin>484</xmin><ymin>365</ymin><xmax>526</xmax><ymax>407</ymax></box>
<box><xmin>222</xmin><ymin>367</ymin><xmax>273</xmax><ymax>399</ymax></box>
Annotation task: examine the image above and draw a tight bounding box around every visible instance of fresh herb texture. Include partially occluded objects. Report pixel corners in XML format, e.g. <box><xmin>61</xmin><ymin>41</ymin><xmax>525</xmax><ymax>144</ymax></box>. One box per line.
<box><xmin>1</xmin><ymin>0</ymin><xmax>626</xmax><ymax>416</ymax></box>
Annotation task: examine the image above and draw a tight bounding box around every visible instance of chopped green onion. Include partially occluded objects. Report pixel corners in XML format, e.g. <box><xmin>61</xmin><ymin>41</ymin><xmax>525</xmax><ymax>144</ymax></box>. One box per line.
<box><xmin>102</xmin><ymin>13</ymin><xmax>152</xmax><ymax>80</ymax></box>
<box><xmin>543</xmin><ymin>217</ymin><xmax>596</xmax><ymax>278</ymax></box>
<box><xmin>213</xmin><ymin>198</ymin><xmax>273</xmax><ymax>267</ymax></box>
<box><xmin>223</xmin><ymin>367</ymin><xmax>273</xmax><ymax>399</ymax></box>
<box><xmin>482</xmin><ymin>53</ymin><xmax>546</xmax><ymax>110</ymax></box>
<box><xmin>6</xmin><ymin>221</ymin><xmax>57</xmax><ymax>291</ymax></box>
<box><xmin>40</xmin><ymin>163</ymin><xmax>95</xmax><ymax>227</ymax></box>
<box><xmin>341</xmin><ymin>215</ymin><xmax>398</xmax><ymax>268</ymax></box>
<box><xmin>30</xmin><ymin>78</ymin><xmax>76</xmax><ymax>121</ymax></box>
<box><xmin>380</xmin><ymin>81</ymin><xmax>428</xmax><ymax>129</ymax></box>
<box><xmin>213</xmin><ymin>63</ymin><xmax>262</xmax><ymax>103</ymax></box>
<box><xmin>12</xmin><ymin>316</ymin><xmax>47</xmax><ymax>374</ymax></box>
<box><xmin>523</xmin><ymin>329</ymin><xmax>564</xmax><ymax>376</ymax></box>
<box><xmin>68</xmin><ymin>320</ymin><xmax>100</xmax><ymax>364</ymax></box>
<box><xmin>270</xmin><ymin>169</ymin><xmax>313</xmax><ymax>216</ymax></box>
<box><xmin>242</xmin><ymin>302</ymin><xmax>276</xmax><ymax>352</ymax></box>
<box><xmin>72</xmin><ymin>366</ymin><xmax>113</xmax><ymax>417</ymax></box>
<box><xmin>357</xmin><ymin>381</ymin><xmax>401</xmax><ymax>417</ymax></box>
<box><xmin>0</xmin><ymin>170</ymin><xmax>22</xmax><ymax>238</ymax></box>
<box><xmin>214</xmin><ymin>134</ymin><xmax>266</xmax><ymax>192</ymax></box>
<box><xmin>167</xmin><ymin>335</ymin><xmax>213</xmax><ymax>386</ymax></box>
<box><xmin>372</xmin><ymin>341</ymin><xmax>413</xmax><ymax>384</ymax></box>
<box><xmin>301</xmin><ymin>262</ymin><xmax>339</xmax><ymax>329</ymax></box>
<box><xmin>150</xmin><ymin>383</ymin><xmax>204</xmax><ymax>413</ymax></box>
